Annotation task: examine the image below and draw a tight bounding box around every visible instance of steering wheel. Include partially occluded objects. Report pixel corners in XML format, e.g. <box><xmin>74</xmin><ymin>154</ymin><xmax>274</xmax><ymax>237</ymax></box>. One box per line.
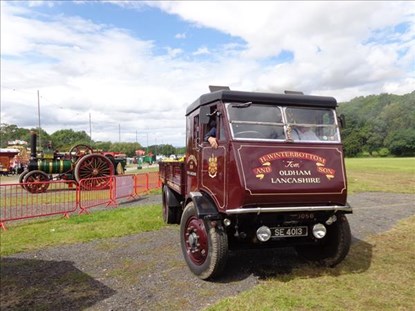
<box><xmin>234</xmin><ymin>131</ymin><xmax>266</xmax><ymax>138</ymax></box>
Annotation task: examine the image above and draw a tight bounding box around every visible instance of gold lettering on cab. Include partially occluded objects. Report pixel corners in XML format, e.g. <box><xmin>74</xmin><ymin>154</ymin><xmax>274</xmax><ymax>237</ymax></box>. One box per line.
<box><xmin>253</xmin><ymin>150</ymin><xmax>336</xmax><ymax>183</ymax></box>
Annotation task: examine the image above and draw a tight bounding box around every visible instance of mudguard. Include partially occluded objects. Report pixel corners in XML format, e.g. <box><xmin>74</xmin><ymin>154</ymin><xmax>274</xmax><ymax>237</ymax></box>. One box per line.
<box><xmin>189</xmin><ymin>192</ymin><xmax>221</xmax><ymax>220</ymax></box>
<box><xmin>164</xmin><ymin>185</ymin><xmax>181</xmax><ymax>207</ymax></box>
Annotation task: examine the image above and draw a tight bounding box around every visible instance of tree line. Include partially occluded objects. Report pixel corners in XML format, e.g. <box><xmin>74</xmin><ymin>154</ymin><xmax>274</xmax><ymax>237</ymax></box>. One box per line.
<box><xmin>338</xmin><ymin>91</ymin><xmax>414</xmax><ymax>157</ymax></box>
<box><xmin>1</xmin><ymin>91</ymin><xmax>413</xmax><ymax>158</ymax></box>
<box><xmin>0</xmin><ymin>126</ymin><xmax>184</xmax><ymax>157</ymax></box>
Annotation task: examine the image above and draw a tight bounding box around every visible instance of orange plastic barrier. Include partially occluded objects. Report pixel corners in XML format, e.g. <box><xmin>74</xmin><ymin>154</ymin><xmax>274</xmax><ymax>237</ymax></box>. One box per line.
<box><xmin>134</xmin><ymin>172</ymin><xmax>161</xmax><ymax>195</ymax></box>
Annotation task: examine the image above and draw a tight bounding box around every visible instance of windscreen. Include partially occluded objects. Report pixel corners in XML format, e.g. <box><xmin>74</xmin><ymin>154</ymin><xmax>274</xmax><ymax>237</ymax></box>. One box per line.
<box><xmin>226</xmin><ymin>103</ymin><xmax>340</xmax><ymax>143</ymax></box>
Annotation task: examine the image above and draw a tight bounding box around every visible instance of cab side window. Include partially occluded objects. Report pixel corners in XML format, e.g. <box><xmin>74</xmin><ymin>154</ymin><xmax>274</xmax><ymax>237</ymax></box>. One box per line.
<box><xmin>193</xmin><ymin>115</ymin><xmax>200</xmax><ymax>146</ymax></box>
<box><xmin>203</xmin><ymin>105</ymin><xmax>218</xmax><ymax>143</ymax></box>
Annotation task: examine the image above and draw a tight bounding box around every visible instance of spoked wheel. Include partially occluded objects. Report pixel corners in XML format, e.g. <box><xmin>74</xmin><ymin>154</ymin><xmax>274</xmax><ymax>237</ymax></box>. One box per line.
<box><xmin>295</xmin><ymin>214</ymin><xmax>352</xmax><ymax>267</ymax></box>
<box><xmin>180</xmin><ymin>202</ymin><xmax>228</xmax><ymax>280</ymax></box>
<box><xmin>19</xmin><ymin>170</ymin><xmax>29</xmax><ymax>190</ymax></box>
<box><xmin>69</xmin><ymin>144</ymin><xmax>94</xmax><ymax>161</ymax></box>
<box><xmin>23</xmin><ymin>170</ymin><xmax>50</xmax><ymax>193</ymax></box>
<box><xmin>74</xmin><ymin>154</ymin><xmax>114</xmax><ymax>190</ymax></box>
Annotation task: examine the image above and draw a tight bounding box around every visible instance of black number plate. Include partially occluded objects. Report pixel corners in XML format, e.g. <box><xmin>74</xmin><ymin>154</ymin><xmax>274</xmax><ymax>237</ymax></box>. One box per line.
<box><xmin>272</xmin><ymin>226</ymin><xmax>308</xmax><ymax>238</ymax></box>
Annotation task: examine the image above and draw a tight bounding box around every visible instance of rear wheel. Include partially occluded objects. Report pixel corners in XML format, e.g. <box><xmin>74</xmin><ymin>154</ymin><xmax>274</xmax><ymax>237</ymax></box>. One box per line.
<box><xmin>295</xmin><ymin>214</ymin><xmax>351</xmax><ymax>267</ymax></box>
<box><xmin>180</xmin><ymin>202</ymin><xmax>228</xmax><ymax>280</ymax></box>
<box><xmin>74</xmin><ymin>154</ymin><xmax>114</xmax><ymax>190</ymax></box>
<box><xmin>162</xmin><ymin>185</ymin><xmax>180</xmax><ymax>224</ymax></box>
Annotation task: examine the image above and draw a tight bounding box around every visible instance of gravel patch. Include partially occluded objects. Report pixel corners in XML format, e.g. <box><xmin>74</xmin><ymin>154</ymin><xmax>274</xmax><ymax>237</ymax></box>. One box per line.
<box><xmin>1</xmin><ymin>192</ymin><xmax>414</xmax><ymax>311</ymax></box>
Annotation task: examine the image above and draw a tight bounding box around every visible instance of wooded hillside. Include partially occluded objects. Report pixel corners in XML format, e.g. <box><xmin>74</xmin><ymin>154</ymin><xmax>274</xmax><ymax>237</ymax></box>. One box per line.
<box><xmin>338</xmin><ymin>91</ymin><xmax>415</xmax><ymax>157</ymax></box>
<box><xmin>1</xmin><ymin>92</ymin><xmax>414</xmax><ymax>157</ymax></box>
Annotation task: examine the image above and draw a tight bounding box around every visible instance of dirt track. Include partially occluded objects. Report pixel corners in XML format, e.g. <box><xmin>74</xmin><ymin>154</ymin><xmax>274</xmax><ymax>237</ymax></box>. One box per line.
<box><xmin>1</xmin><ymin>192</ymin><xmax>414</xmax><ymax>311</ymax></box>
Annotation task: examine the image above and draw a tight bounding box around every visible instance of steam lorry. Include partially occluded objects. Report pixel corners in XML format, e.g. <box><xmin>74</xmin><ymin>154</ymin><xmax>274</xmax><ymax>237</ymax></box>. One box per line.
<box><xmin>159</xmin><ymin>87</ymin><xmax>352</xmax><ymax>280</ymax></box>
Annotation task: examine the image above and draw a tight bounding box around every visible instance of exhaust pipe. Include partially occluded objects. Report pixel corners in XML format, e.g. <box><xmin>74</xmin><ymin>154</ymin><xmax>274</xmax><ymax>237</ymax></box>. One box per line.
<box><xmin>30</xmin><ymin>131</ymin><xmax>37</xmax><ymax>161</ymax></box>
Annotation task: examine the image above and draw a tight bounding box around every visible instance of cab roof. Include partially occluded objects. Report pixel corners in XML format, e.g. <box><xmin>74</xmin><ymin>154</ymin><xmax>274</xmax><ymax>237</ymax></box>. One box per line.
<box><xmin>186</xmin><ymin>90</ymin><xmax>337</xmax><ymax>116</ymax></box>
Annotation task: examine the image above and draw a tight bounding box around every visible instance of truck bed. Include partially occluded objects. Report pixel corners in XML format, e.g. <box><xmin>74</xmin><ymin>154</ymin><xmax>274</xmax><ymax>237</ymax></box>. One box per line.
<box><xmin>159</xmin><ymin>160</ymin><xmax>186</xmax><ymax>196</ymax></box>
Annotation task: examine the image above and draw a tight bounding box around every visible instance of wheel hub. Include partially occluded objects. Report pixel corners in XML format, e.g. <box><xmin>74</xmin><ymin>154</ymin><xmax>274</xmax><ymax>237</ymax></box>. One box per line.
<box><xmin>185</xmin><ymin>218</ymin><xmax>208</xmax><ymax>265</ymax></box>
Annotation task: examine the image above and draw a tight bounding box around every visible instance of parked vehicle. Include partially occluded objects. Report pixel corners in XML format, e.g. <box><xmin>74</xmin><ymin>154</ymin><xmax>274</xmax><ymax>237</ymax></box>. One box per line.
<box><xmin>0</xmin><ymin>149</ymin><xmax>19</xmax><ymax>176</ymax></box>
<box><xmin>19</xmin><ymin>132</ymin><xmax>126</xmax><ymax>193</ymax></box>
<box><xmin>159</xmin><ymin>87</ymin><xmax>352</xmax><ymax>280</ymax></box>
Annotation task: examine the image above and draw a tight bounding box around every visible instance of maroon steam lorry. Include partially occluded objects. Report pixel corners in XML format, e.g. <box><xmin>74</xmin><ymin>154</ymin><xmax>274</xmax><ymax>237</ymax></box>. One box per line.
<box><xmin>159</xmin><ymin>87</ymin><xmax>352</xmax><ymax>280</ymax></box>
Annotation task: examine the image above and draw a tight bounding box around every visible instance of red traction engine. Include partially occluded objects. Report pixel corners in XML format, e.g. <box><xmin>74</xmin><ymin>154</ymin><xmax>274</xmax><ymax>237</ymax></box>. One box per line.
<box><xmin>19</xmin><ymin>132</ymin><xmax>123</xmax><ymax>193</ymax></box>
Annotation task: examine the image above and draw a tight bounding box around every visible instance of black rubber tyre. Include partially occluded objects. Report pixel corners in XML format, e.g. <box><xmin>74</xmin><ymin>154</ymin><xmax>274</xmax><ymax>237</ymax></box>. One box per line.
<box><xmin>162</xmin><ymin>185</ymin><xmax>179</xmax><ymax>224</ymax></box>
<box><xmin>180</xmin><ymin>202</ymin><xmax>228</xmax><ymax>280</ymax></box>
<box><xmin>295</xmin><ymin>214</ymin><xmax>352</xmax><ymax>267</ymax></box>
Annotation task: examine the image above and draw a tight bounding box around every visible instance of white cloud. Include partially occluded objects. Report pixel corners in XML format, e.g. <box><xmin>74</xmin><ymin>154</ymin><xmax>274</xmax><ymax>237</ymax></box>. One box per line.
<box><xmin>151</xmin><ymin>1</ymin><xmax>415</xmax><ymax>97</ymax></box>
<box><xmin>1</xmin><ymin>1</ymin><xmax>414</xmax><ymax>147</ymax></box>
<box><xmin>193</xmin><ymin>47</ymin><xmax>210</xmax><ymax>56</ymax></box>
<box><xmin>175</xmin><ymin>32</ymin><xmax>186</xmax><ymax>39</ymax></box>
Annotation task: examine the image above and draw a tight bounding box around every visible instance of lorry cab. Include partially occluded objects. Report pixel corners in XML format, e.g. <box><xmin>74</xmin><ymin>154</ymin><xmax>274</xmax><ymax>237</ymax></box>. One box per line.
<box><xmin>185</xmin><ymin>89</ymin><xmax>348</xmax><ymax>211</ymax></box>
<box><xmin>160</xmin><ymin>88</ymin><xmax>352</xmax><ymax>280</ymax></box>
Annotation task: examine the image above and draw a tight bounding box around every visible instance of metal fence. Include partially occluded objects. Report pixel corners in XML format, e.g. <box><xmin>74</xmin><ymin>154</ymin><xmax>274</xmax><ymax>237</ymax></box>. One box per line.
<box><xmin>0</xmin><ymin>172</ymin><xmax>160</xmax><ymax>230</ymax></box>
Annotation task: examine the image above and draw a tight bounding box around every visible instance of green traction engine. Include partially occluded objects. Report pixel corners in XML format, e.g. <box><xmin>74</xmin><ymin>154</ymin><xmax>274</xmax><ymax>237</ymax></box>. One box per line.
<box><xmin>19</xmin><ymin>132</ymin><xmax>126</xmax><ymax>193</ymax></box>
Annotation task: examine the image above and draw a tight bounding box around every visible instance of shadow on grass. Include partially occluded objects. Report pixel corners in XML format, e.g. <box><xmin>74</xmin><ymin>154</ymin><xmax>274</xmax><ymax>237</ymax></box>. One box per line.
<box><xmin>215</xmin><ymin>236</ymin><xmax>372</xmax><ymax>282</ymax></box>
<box><xmin>0</xmin><ymin>257</ymin><xmax>116</xmax><ymax>311</ymax></box>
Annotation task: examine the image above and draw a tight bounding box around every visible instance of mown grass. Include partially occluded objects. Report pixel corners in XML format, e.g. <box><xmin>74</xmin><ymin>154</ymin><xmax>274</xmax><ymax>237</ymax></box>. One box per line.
<box><xmin>1</xmin><ymin>158</ymin><xmax>414</xmax><ymax>309</ymax></box>
<box><xmin>206</xmin><ymin>216</ymin><xmax>415</xmax><ymax>311</ymax></box>
<box><xmin>1</xmin><ymin>158</ymin><xmax>413</xmax><ymax>256</ymax></box>
<box><xmin>0</xmin><ymin>204</ymin><xmax>164</xmax><ymax>256</ymax></box>
<box><xmin>346</xmin><ymin>157</ymin><xmax>415</xmax><ymax>194</ymax></box>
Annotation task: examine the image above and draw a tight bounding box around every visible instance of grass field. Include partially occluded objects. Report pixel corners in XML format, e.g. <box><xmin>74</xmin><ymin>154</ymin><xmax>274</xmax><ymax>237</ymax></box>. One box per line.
<box><xmin>0</xmin><ymin>204</ymin><xmax>164</xmax><ymax>256</ymax></box>
<box><xmin>207</xmin><ymin>216</ymin><xmax>415</xmax><ymax>311</ymax></box>
<box><xmin>1</xmin><ymin>158</ymin><xmax>414</xmax><ymax>310</ymax></box>
<box><xmin>1</xmin><ymin>158</ymin><xmax>413</xmax><ymax>255</ymax></box>
<box><xmin>346</xmin><ymin>157</ymin><xmax>415</xmax><ymax>194</ymax></box>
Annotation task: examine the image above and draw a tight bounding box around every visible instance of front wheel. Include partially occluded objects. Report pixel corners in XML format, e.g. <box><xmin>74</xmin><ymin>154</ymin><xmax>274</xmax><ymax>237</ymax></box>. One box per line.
<box><xmin>295</xmin><ymin>214</ymin><xmax>351</xmax><ymax>267</ymax></box>
<box><xmin>23</xmin><ymin>170</ymin><xmax>50</xmax><ymax>193</ymax></box>
<box><xmin>180</xmin><ymin>202</ymin><xmax>228</xmax><ymax>280</ymax></box>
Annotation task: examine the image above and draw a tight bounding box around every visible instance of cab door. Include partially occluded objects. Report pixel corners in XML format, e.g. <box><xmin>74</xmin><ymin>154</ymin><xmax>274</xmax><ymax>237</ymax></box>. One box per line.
<box><xmin>200</xmin><ymin>106</ymin><xmax>227</xmax><ymax>210</ymax></box>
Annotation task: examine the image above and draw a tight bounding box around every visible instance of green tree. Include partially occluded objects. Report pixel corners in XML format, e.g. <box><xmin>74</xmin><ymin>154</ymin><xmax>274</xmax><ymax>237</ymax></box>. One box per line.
<box><xmin>338</xmin><ymin>91</ymin><xmax>415</xmax><ymax>157</ymax></box>
<box><xmin>109</xmin><ymin>142</ymin><xmax>142</xmax><ymax>157</ymax></box>
<box><xmin>50</xmin><ymin>129</ymin><xmax>91</xmax><ymax>150</ymax></box>
<box><xmin>364</xmin><ymin>119</ymin><xmax>387</xmax><ymax>155</ymax></box>
<box><xmin>148</xmin><ymin>144</ymin><xmax>176</xmax><ymax>156</ymax></box>
<box><xmin>342</xmin><ymin>131</ymin><xmax>365</xmax><ymax>157</ymax></box>
<box><xmin>93</xmin><ymin>141</ymin><xmax>112</xmax><ymax>152</ymax></box>
<box><xmin>384</xmin><ymin>129</ymin><xmax>415</xmax><ymax>156</ymax></box>
<box><xmin>0</xmin><ymin>124</ymin><xmax>31</xmax><ymax>147</ymax></box>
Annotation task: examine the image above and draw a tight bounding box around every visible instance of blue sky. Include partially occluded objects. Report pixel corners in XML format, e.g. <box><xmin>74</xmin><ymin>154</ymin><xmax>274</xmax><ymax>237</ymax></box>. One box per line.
<box><xmin>1</xmin><ymin>1</ymin><xmax>414</xmax><ymax>146</ymax></box>
<box><xmin>28</xmin><ymin>2</ymin><xmax>246</xmax><ymax>57</ymax></box>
